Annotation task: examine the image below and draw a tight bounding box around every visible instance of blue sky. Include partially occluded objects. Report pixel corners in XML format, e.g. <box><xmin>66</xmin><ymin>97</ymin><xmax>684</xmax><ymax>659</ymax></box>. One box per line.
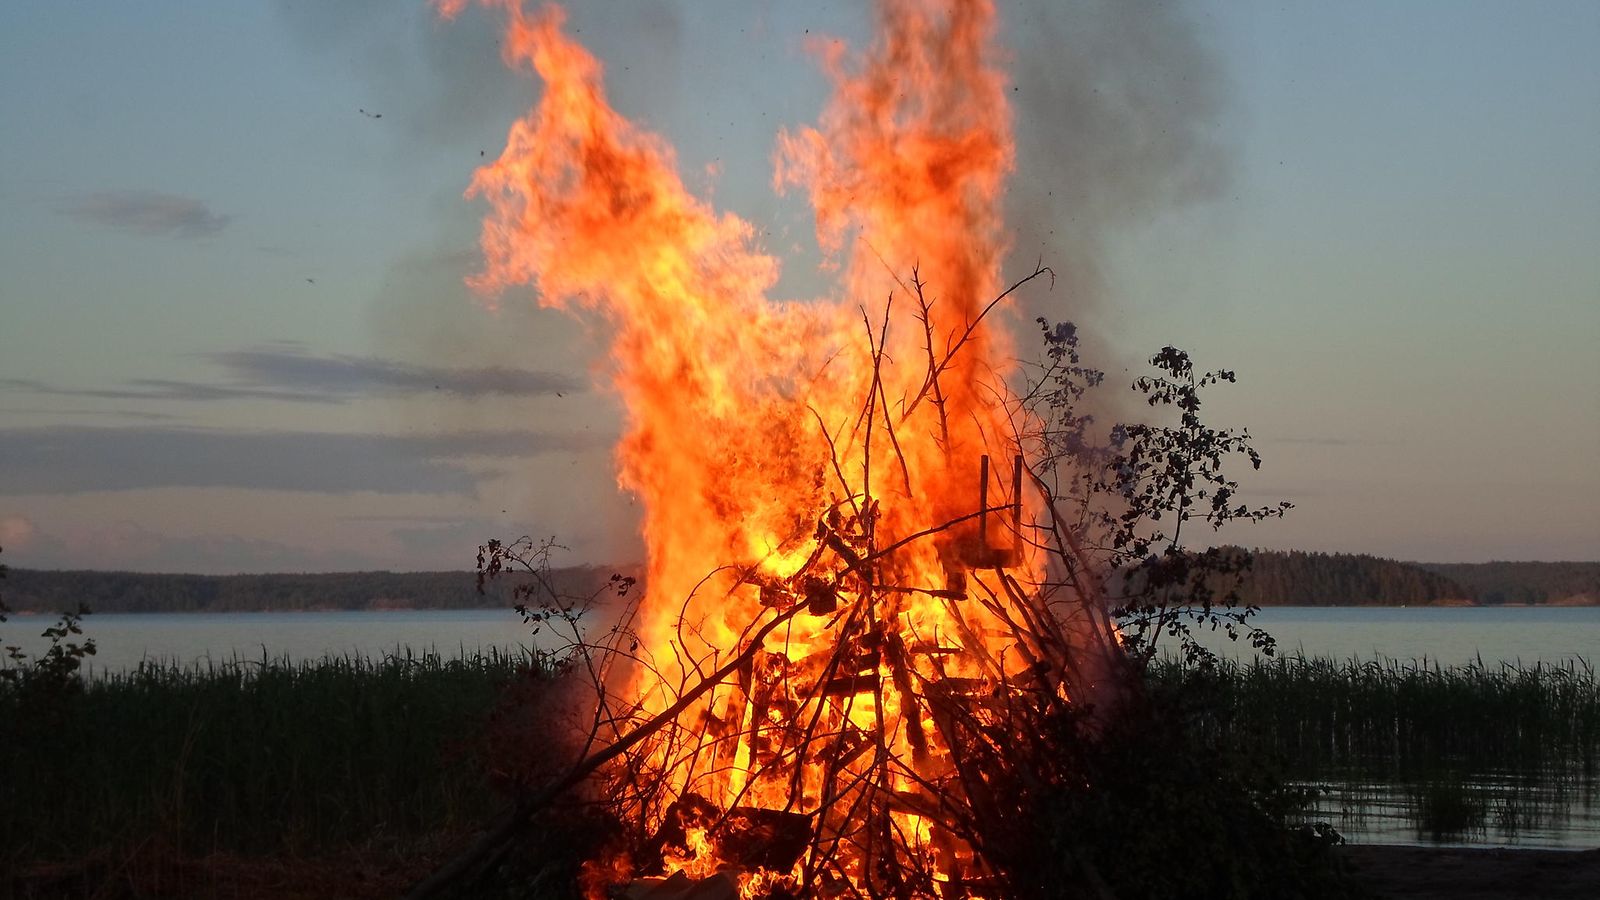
<box><xmin>1</xmin><ymin>1</ymin><xmax>1595</xmax><ymax>573</ymax></box>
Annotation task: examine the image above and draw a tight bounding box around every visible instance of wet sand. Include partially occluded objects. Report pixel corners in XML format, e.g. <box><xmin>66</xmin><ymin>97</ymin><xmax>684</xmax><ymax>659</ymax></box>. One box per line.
<box><xmin>1343</xmin><ymin>845</ymin><xmax>1600</xmax><ymax>899</ymax></box>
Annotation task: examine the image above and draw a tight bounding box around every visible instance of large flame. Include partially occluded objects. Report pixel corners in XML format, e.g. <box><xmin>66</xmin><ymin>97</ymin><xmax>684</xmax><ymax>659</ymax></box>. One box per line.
<box><xmin>441</xmin><ymin>1</ymin><xmax>1084</xmax><ymax>895</ymax></box>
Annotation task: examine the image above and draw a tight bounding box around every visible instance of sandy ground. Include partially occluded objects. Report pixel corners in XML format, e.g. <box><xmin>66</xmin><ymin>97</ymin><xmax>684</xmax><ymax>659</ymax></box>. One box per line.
<box><xmin>1342</xmin><ymin>845</ymin><xmax>1600</xmax><ymax>900</ymax></box>
<box><xmin>3</xmin><ymin>846</ymin><xmax>431</xmax><ymax>900</ymax></box>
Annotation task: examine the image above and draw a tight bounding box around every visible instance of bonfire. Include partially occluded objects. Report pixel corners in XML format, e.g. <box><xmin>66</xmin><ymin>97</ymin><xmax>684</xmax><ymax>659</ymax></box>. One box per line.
<box><xmin>416</xmin><ymin>2</ymin><xmax>1133</xmax><ymax>898</ymax></box>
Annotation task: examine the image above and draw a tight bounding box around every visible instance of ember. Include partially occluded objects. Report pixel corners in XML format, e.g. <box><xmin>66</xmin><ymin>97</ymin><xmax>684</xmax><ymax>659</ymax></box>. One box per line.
<box><xmin>423</xmin><ymin>2</ymin><xmax>1128</xmax><ymax>898</ymax></box>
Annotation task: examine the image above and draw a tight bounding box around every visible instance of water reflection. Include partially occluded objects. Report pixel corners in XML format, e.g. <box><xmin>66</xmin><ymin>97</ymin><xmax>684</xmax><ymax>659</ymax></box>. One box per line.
<box><xmin>1308</xmin><ymin>773</ymin><xmax>1600</xmax><ymax>848</ymax></box>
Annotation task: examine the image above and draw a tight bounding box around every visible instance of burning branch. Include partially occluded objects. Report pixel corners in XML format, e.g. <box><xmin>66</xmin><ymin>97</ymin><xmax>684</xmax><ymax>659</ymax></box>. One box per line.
<box><xmin>901</xmin><ymin>263</ymin><xmax>1054</xmax><ymax>429</ymax></box>
<box><xmin>410</xmin><ymin>257</ymin><xmax>1133</xmax><ymax>900</ymax></box>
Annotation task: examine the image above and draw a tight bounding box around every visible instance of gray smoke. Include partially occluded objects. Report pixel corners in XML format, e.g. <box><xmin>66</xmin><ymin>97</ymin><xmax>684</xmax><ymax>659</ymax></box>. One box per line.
<box><xmin>1007</xmin><ymin>0</ymin><xmax>1230</xmax><ymax>328</ymax></box>
<box><xmin>271</xmin><ymin>0</ymin><xmax>685</xmax><ymax>151</ymax></box>
<box><xmin>272</xmin><ymin>0</ymin><xmax>520</xmax><ymax>149</ymax></box>
<box><xmin>998</xmin><ymin>0</ymin><xmax>1232</xmax><ymax>437</ymax></box>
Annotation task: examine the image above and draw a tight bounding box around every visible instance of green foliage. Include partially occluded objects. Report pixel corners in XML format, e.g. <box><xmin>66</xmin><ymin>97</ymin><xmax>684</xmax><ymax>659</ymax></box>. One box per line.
<box><xmin>930</xmin><ymin>669</ymin><xmax>1363</xmax><ymax>899</ymax></box>
<box><xmin>944</xmin><ymin>330</ymin><xmax>1361</xmax><ymax>898</ymax></box>
<box><xmin>1002</xmin><ymin>691</ymin><xmax>1360</xmax><ymax>900</ymax></box>
<box><xmin>1</xmin><ymin>545</ymin><xmax>99</xmax><ymax>696</ymax></box>
<box><xmin>1028</xmin><ymin>323</ymin><xmax>1289</xmax><ymax>666</ymax></box>
<box><xmin>1417</xmin><ymin>561</ymin><xmax>1600</xmax><ymax>606</ymax></box>
<box><xmin>1235</xmin><ymin>550</ymin><xmax>1473</xmax><ymax>606</ymax></box>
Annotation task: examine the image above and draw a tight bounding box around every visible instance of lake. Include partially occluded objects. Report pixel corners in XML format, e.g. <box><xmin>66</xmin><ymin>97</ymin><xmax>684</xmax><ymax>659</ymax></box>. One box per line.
<box><xmin>4</xmin><ymin>608</ymin><xmax>540</xmax><ymax>675</ymax></box>
<box><xmin>1188</xmin><ymin>605</ymin><xmax>1600</xmax><ymax>668</ymax></box>
<box><xmin>7</xmin><ymin>604</ymin><xmax>1595</xmax><ymax>676</ymax></box>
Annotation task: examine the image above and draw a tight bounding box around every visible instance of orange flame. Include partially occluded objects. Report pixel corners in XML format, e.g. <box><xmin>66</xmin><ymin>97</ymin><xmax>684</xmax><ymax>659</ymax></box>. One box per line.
<box><xmin>443</xmin><ymin>1</ymin><xmax>1066</xmax><ymax>895</ymax></box>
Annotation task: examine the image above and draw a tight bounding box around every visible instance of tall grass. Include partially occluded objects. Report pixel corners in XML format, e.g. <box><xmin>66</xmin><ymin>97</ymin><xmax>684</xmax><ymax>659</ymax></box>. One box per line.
<box><xmin>1152</xmin><ymin>655</ymin><xmax>1600</xmax><ymax>782</ymax></box>
<box><xmin>5</xmin><ymin>650</ymin><xmax>1597</xmax><ymax>867</ymax></box>
<box><xmin>0</xmin><ymin>648</ymin><xmax>539</xmax><ymax>865</ymax></box>
<box><xmin>1152</xmin><ymin>655</ymin><xmax>1600</xmax><ymax>842</ymax></box>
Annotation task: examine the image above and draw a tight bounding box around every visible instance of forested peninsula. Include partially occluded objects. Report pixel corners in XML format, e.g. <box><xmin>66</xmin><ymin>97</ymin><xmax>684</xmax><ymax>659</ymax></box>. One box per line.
<box><xmin>1238</xmin><ymin>552</ymin><xmax>1598</xmax><ymax>607</ymax></box>
<box><xmin>0</xmin><ymin>566</ymin><xmax>628</xmax><ymax>614</ymax></box>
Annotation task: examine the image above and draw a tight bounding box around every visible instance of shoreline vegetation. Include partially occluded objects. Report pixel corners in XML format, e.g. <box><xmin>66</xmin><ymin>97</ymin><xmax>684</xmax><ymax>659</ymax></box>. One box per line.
<box><xmin>3</xmin><ymin>650</ymin><xmax>1596</xmax><ymax>899</ymax></box>
<box><xmin>2</xmin><ymin>553</ymin><xmax>1596</xmax><ymax>614</ymax></box>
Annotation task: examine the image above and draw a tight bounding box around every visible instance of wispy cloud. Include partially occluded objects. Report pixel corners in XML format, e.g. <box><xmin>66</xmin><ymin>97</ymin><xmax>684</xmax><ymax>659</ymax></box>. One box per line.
<box><xmin>0</xmin><ymin>426</ymin><xmax>604</xmax><ymax>496</ymax></box>
<box><xmin>1264</xmin><ymin>437</ymin><xmax>1357</xmax><ymax>447</ymax></box>
<box><xmin>0</xmin><ymin>518</ymin><xmax>401</xmax><ymax>575</ymax></box>
<box><xmin>0</xmin><ymin>349</ymin><xmax>582</xmax><ymax>406</ymax></box>
<box><xmin>61</xmin><ymin>190</ymin><xmax>232</xmax><ymax>238</ymax></box>
<box><xmin>1262</xmin><ymin>437</ymin><xmax>1395</xmax><ymax>448</ymax></box>
<box><xmin>207</xmin><ymin>346</ymin><xmax>584</xmax><ymax>398</ymax></box>
<box><xmin>0</xmin><ymin>377</ymin><xmax>332</xmax><ymax>405</ymax></box>
<box><xmin>0</xmin><ymin>406</ymin><xmax>179</xmax><ymax>421</ymax></box>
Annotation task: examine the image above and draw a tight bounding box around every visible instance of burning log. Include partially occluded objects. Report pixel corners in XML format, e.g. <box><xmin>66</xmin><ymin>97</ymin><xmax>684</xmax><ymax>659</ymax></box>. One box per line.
<box><xmin>644</xmin><ymin>792</ymin><xmax>721</xmax><ymax>872</ymax></box>
<box><xmin>956</xmin><ymin>455</ymin><xmax>1026</xmax><ymax>571</ymax></box>
<box><xmin>803</xmin><ymin>578</ymin><xmax>838</xmax><ymax>616</ymax></box>
<box><xmin>635</xmin><ymin>795</ymin><xmax>818</xmax><ymax>879</ymax></box>
<box><xmin>625</xmin><ymin>872</ymin><xmax>740</xmax><ymax>900</ymax></box>
<box><xmin>714</xmin><ymin>808</ymin><xmax>815</xmax><ymax>872</ymax></box>
<box><xmin>817</xmin><ymin>673</ymin><xmax>882</xmax><ymax>697</ymax></box>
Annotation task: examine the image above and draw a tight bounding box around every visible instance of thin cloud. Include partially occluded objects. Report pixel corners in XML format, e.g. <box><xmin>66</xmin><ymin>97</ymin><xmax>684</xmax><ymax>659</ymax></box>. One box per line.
<box><xmin>124</xmin><ymin>378</ymin><xmax>336</xmax><ymax>403</ymax></box>
<box><xmin>207</xmin><ymin>347</ymin><xmax>584</xmax><ymax>398</ymax></box>
<box><xmin>0</xmin><ymin>426</ymin><xmax>604</xmax><ymax>496</ymax></box>
<box><xmin>0</xmin><ymin>519</ymin><xmax>399</xmax><ymax>575</ymax></box>
<box><xmin>0</xmin><ymin>377</ymin><xmax>332</xmax><ymax>405</ymax></box>
<box><xmin>338</xmin><ymin>513</ymin><xmax>484</xmax><ymax>524</ymax></box>
<box><xmin>0</xmin><ymin>349</ymin><xmax>582</xmax><ymax>406</ymax></box>
<box><xmin>0</xmin><ymin>405</ymin><xmax>179</xmax><ymax>421</ymax></box>
<box><xmin>62</xmin><ymin>190</ymin><xmax>232</xmax><ymax>238</ymax></box>
<box><xmin>1263</xmin><ymin>437</ymin><xmax>1395</xmax><ymax>448</ymax></box>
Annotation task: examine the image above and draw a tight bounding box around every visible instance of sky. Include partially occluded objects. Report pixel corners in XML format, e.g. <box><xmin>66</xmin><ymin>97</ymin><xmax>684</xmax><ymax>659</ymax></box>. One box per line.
<box><xmin>0</xmin><ymin>0</ymin><xmax>1596</xmax><ymax>574</ymax></box>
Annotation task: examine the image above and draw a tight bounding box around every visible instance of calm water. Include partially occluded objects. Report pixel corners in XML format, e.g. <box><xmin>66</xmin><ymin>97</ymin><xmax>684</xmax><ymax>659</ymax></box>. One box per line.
<box><xmin>1193</xmin><ymin>605</ymin><xmax>1600</xmax><ymax>667</ymax></box>
<box><xmin>8</xmin><ymin>605</ymin><xmax>1597</xmax><ymax>675</ymax></box>
<box><xmin>4</xmin><ymin>608</ymin><xmax>543</xmax><ymax>675</ymax></box>
<box><xmin>1307</xmin><ymin>778</ymin><xmax>1600</xmax><ymax>850</ymax></box>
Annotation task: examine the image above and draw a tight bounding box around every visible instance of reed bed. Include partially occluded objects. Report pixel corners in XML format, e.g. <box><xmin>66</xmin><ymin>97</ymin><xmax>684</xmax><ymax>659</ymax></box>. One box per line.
<box><xmin>1151</xmin><ymin>655</ymin><xmax>1600</xmax><ymax>783</ymax></box>
<box><xmin>1152</xmin><ymin>654</ymin><xmax>1600</xmax><ymax>842</ymax></box>
<box><xmin>5</xmin><ymin>649</ymin><xmax>1598</xmax><ymax>866</ymax></box>
<box><xmin>0</xmin><ymin>648</ymin><xmax>537</xmax><ymax>865</ymax></box>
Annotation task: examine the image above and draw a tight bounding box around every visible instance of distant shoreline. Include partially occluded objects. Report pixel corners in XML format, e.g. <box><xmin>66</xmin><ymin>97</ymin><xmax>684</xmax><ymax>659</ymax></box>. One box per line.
<box><xmin>3</xmin><ymin>553</ymin><xmax>1595</xmax><ymax>613</ymax></box>
<box><xmin>6</xmin><ymin>601</ymin><xmax>1598</xmax><ymax>616</ymax></box>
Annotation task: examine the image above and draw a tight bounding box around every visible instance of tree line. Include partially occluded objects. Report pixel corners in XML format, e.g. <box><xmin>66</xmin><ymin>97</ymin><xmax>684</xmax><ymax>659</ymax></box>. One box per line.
<box><xmin>1235</xmin><ymin>551</ymin><xmax>1598</xmax><ymax>607</ymax></box>
<box><xmin>1416</xmin><ymin>560</ymin><xmax>1600</xmax><ymax>607</ymax></box>
<box><xmin>0</xmin><ymin>566</ymin><xmax>631</xmax><ymax>614</ymax></box>
<box><xmin>0</xmin><ymin>554</ymin><xmax>1592</xmax><ymax>613</ymax></box>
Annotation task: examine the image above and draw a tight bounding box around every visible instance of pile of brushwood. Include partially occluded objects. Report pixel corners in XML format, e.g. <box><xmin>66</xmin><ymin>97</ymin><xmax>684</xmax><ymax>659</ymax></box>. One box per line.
<box><xmin>0</xmin><ymin>315</ymin><xmax>1365</xmax><ymax>899</ymax></box>
<box><xmin>462</xmin><ymin>691</ymin><xmax>1360</xmax><ymax>900</ymax></box>
<box><xmin>416</xmin><ymin>322</ymin><xmax>1365</xmax><ymax>900</ymax></box>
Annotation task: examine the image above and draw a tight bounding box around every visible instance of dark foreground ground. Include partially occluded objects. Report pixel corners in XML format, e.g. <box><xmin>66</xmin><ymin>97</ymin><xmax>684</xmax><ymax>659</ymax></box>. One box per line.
<box><xmin>9</xmin><ymin>844</ymin><xmax>1600</xmax><ymax>900</ymax></box>
<box><xmin>1341</xmin><ymin>845</ymin><xmax>1600</xmax><ymax>899</ymax></box>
